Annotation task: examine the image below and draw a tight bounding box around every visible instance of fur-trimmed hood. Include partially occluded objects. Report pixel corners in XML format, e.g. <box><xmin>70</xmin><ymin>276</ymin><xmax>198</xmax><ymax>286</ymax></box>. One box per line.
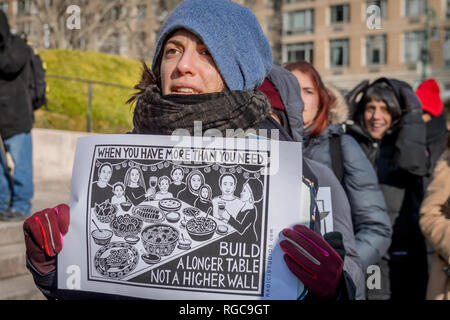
<box><xmin>327</xmin><ymin>84</ymin><xmax>350</xmax><ymax>125</ymax></box>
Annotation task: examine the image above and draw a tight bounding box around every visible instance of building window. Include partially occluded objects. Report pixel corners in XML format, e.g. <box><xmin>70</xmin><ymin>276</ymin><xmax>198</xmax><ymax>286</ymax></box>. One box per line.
<box><xmin>404</xmin><ymin>31</ymin><xmax>425</xmax><ymax>63</ymax></box>
<box><xmin>366</xmin><ymin>34</ymin><xmax>387</xmax><ymax>65</ymax></box>
<box><xmin>405</xmin><ymin>0</ymin><xmax>427</xmax><ymax>17</ymax></box>
<box><xmin>17</xmin><ymin>0</ymin><xmax>32</xmax><ymax>16</ymax></box>
<box><xmin>0</xmin><ymin>2</ymin><xmax>8</xmax><ymax>13</ymax></box>
<box><xmin>367</xmin><ymin>0</ymin><xmax>387</xmax><ymax>19</ymax></box>
<box><xmin>283</xmin><ymin>9</ymin><xmax>314</xmax><ymax>35</ymax></box>
<box><xmin>137</xmin><ymin>5</ymin><xmax>147</xmax><ymax>20</ymax></box>
<box><xmin>444</xmin><ymin>29</ymin><xmax>450</xmax><ymax>66</ymax></box>
<box><xmin>330</xmin><ymin>4</ymin><xmax>350</xmax><ymax>24</ymax></box>
<box><xmin>330</xmin><ymin>39</ymin><xmax>349</xmax><ymax>67</ymax></box>
<box><xmin>284</xmin><ymin>42</ymin><xmax>314</xmax><ymax>64</ymax></box>
<box><xmin>446</xmin><ymin>0</ymin><xmax>450</xmax><ymax>19</ymax></box>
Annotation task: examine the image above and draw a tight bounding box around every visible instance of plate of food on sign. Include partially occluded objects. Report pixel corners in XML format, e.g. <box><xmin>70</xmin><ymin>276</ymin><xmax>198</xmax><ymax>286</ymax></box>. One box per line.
<box><xmin>94</xmin><ymin>242</ymin><xmax>139</xmax><ymax>279</ymax></box>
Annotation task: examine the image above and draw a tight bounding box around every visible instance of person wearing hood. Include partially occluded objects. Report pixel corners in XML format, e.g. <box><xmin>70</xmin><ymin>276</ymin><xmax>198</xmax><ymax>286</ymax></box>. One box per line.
<box><xmin>23</xmin><ymin>0</ymin><xmax>349</xmax><ymax>300</ymax></box>
<box><xmin>258</xmin><ymin>64</ymin><xmax>364</xmax><ymax>299</ymax></box>
<box><xmin>283</xmin><ymin>61</ymin><xmax>392</xmax><ymax>285</ymax></box>
<box><xmin>345</xmin><ymin>78</ymin><xmax>428</xmax><ymax>300</ymax></box>
<box><xmin>0</xmin><ymin>10</ymin><xmax>34</xmax><ymax>221</ymax></box>
<box><xmin>415</xmin><ymin>78</ymin><xmax>448</xmax><ymax>190</ymax></box>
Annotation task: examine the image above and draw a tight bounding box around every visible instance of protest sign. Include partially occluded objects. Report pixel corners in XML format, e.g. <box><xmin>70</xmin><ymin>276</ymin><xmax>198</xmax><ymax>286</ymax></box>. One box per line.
<box><xmin>58</xmin><ymin>134</ymin><xmax>308</xmax><ymax>299</ymax></box>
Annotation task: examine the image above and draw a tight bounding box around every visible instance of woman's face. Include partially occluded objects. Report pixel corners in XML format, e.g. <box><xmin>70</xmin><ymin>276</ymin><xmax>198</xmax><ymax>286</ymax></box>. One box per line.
<box><xmin>364</xmin><ymin>99</ymin><xmax>393</xmax><ymax>140</ymax></box>
<box><xmin>130</xmin><ymin>169</ymin><xmax>140</xmax><ymax>184</ymax></box>
<box><xmin>190</xmin><ymin>174</ymin><xmax>202</xmax><ymax>191</ymax></box>
<box><xmin>291</xmin><ymin>70</ymin><xmax>319</xmax><ymax>129</ymax></box>
<box><xmin>160</xmin><ymin>29</ymin><xmax>225</xmax><ymax>95</ymax></box>
<box><xmin>99</xmin><ymin>166</ymin><xmax>112</xmax><ymax>183</ymax></box>
<box><xmin>172</xmin><ymin>169</ymin><xmax>183</xmax><ymax>182</ymax></box>
<box><xmin>240</xmin><ymin>183</ymin><xmax>252</xmax><ymax>202</ymax></box>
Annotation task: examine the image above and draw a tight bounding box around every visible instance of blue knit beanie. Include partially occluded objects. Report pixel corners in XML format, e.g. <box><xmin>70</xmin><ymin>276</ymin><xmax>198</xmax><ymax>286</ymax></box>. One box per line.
<box><xmin>152</xmin><ymin>0</ymin><xmax>273</xmax><ymax>91</ymax></box>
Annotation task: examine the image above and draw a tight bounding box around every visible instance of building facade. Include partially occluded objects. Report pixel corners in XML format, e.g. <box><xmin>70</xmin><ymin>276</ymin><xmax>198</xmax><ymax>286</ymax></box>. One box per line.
<box><xmin>1</xmin><ymin>0</ymin><xmax>449</xmax><ymax>93</ymax></box>
<box><xmin>279</xmin><ymin>0</ymin><xmax>450</xmax><ymax>92</ymax></box>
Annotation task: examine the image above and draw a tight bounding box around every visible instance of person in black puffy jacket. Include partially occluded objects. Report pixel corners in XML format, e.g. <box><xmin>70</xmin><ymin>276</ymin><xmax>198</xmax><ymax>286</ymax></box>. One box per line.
<box><xmin>0</xmin><ymin>10</ymin><xmax>34</xmax><ymax>221</ymax></box>
<box><xmin>346</xmin><ymin>78</ymin><xmax>428</xmax><ymax>300</ymax></box>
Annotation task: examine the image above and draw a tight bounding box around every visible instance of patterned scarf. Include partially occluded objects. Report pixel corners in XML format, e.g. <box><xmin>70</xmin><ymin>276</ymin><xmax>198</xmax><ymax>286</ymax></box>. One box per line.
<box><xmin>132</xmin><ymin>84</ymin><xmax>270</xmax><ymax>137</ymax></box>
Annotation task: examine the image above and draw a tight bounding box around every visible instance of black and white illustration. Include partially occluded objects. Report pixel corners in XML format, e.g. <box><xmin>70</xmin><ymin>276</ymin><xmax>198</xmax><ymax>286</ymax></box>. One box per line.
<box><xmin>59</xmin><ymin>134</ymin><xmax>305</xmax><ymax>300</ymax></box>
<box><xmin>87</xmin><ymin>144</ymin><xmax>270</xmax><ymax>295</ymax></box>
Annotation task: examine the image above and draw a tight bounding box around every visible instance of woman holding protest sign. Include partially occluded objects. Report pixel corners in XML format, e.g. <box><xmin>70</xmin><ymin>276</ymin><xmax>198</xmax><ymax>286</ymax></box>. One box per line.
<box><xmin>23</xmin><ymin>0</ymin><xmax>351</xmax><ymax>300</ymax></box>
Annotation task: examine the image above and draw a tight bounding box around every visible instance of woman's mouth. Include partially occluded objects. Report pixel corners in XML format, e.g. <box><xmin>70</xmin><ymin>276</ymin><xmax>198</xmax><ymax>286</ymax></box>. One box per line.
<box><xmin>171</xmin><ymin>86</ymin><xmax>200</xmax><ymax>94</ymax></box>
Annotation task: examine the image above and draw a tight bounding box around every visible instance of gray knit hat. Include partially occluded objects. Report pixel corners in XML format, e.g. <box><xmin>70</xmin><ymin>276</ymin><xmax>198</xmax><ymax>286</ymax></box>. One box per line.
<box><xmin>152</xmin><ymin>0</ymin><xmax>273</xmax><ymax>91</ymax></box>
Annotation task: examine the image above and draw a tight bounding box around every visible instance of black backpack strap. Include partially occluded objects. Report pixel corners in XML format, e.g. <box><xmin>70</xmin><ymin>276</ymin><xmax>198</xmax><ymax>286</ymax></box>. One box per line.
<box><xmin>329</xmin><ymin>135</ymin><xmax>344</xmax><ymax>184</ymax></box>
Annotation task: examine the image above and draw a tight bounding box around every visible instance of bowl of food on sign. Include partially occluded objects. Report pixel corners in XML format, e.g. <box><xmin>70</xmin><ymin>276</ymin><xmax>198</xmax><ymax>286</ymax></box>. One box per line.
<box><xmin>94</xmin><ymin>200</ymin><xmax>118</xmax><ymax>223</ymax></box>
<box><xmin>141</xmin><ymin>224</ymin><xmax>179</xmax><ymax>256</ymax></box>
<box><xmin>124</xmin><ymin>235</ymin><xmax>140</xmax><ymax>245</ymax></box>
<box><xmin>110</xmin><ymin>214</ymin><xmax>143</xmax><ymax>238</ymax></box>
<box><xmin>141</xmin><ymin>253</ymin><xmax>161</xmax><ymax>265</ymax></box>
<box><xmin>166</xmin><ymin>211</ymin><xmax>180</xmax><ymax>223</ymax></box>
<box><xmin>158</xmin><ymin>198</ymin><xmax>182</xmax><ymax>212</ymax></box>
<box><xmin>216</xmin><ymin>224</ymin><xmax>228</xmax><ymax>236</ymax></box>
<box><xmin>186</xmin><ymin>217</ymin><xmax>217</xmax><ymax>242</ymax></box>
<box><xmin>120</xmin><ymin>201</ymin><xmax>132</xmax><ymax>212</ymax></box>
<box><xmin>182</xmin><ymin>206</ymin><xmax>200</xmax><ymax>218</ymax></box>
<box><xmin>91</xmin><ymin>229</ymin><xmax>113</xmax><ymax>246</ymax></box>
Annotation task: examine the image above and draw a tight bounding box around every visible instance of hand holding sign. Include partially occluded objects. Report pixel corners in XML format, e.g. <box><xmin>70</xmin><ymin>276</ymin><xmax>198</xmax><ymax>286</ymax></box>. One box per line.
<box><xmin>280</xmin><ymin>224</ymin><xmax>343</xmax><ymax>299</ymax></box>
<box><xmin>23</xmin><ymin>204</ymin><xmax>70</xmax><ymax>274</ymax></box>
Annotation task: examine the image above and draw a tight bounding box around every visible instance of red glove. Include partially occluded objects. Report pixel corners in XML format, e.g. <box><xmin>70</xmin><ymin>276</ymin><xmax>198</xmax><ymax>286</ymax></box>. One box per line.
<box><xmin>280</xmin><ymin>224</ymin><xmax>343</xmax><ymax>299</ymax></box>
<box><xmin>23</xmin><ymin>204</ymin><xmax>70</xmax><ymax>275</ymax></box>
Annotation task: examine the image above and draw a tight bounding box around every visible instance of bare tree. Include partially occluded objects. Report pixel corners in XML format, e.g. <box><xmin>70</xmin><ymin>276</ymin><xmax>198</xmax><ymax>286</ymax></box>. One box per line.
<box><xmin>31</xmin><ymin>0</ymin><xmax>140</xmax><ymax>52</ymax></box>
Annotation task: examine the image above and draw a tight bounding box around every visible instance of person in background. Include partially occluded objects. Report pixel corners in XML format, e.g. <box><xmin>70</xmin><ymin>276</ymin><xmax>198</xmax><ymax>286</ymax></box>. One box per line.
<box><xmin>419</xmin><ymin>135</ymin><xmax>450</xmax><ymax>300</ymax></box>
<box><xmin>284</xmin><ymin>61</ymin><xmax>391</xmax><ymax>279</ymax></box>
<box><xmin>23</xmin><ymin>0</ymin><xmax>352</xmax><ymax>300</ymax></box>
<box><xmin>415</xmin><ymin>78</ymin><xmax>448</xmax><ymax>189</ymax></box>
<box><xmin>0</xmin><ymin>10</ymin><xmax>34</xmax><ymax>221</ymax></box>
<box><xmin>258</xmin><ymin>65</ymin><xmax>364</xmax><ymax>299</ymax></box>
<box><xmin>346</xmin><ymin>78</ymin><xmax>428</xmax><ymax>300</ymax></box>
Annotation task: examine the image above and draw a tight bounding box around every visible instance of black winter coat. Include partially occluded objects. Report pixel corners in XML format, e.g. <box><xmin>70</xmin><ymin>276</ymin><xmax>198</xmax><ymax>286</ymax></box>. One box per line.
<box><xmin>0</xmin><ymin>10</ymin><xmax>33</xmax><ymax>139</ymax></box>
<box><xmin>346</xmin><ymin>78</ymin><xmax>429</xmax><ymax>299</ymax></box>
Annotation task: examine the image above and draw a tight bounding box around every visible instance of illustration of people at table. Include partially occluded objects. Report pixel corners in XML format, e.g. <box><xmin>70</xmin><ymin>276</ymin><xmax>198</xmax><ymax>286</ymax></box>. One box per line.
<box><xmin>111</xmin><ymin>182</ymin><xmax>126</xmax><ymax>205</ymax></box>
<box><xmin>124</xmin><ymin>166</ymin><xmax>152</xmax><ymax>206</ymax></box>
<box><xmin>169</xmin><ymin>167</ymin><xmax>186</xmax><ymax>199</ymax></box>
<box><xmin>91</xmin><ymin>162</ymin><xmax>113</xmax><ymax>208</ymax></box>
<box><xmin>220</xmin><ymin>178</ymin><xmax>263</xmax><ymax>243</ymax></box>
<box><xmin>212</xmin><ymin>173</ymin><xmax>244</xmax><ymax>220</ymax></box>
<box><xmin>194</xmin><ymin>184</ymin><xmax>214</xmax><ymax>215</ymax></box>
<box><xmin>154</xmin><ymin>176</ymin><xmax>174</xmax><ymax>200</ymax></box>
<box><xmin>177</xmin><ymin>169</ymin><xmax>205</xmax><ymax>206</ymax></box>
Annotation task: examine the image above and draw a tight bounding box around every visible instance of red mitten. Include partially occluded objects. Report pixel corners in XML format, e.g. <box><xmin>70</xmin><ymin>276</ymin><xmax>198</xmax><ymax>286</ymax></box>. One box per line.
<box><xmin>23</xmin><ymin>204</ymin><xmax>70</xmax><ymax>274</ymax></box>
<box><xmin>280</xmin><ymin>224</ymin><xmax>343</xmax><ymax>299</ymax></box>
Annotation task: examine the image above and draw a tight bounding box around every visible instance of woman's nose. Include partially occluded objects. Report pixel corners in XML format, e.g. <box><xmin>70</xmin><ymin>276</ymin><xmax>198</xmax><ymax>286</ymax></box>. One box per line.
<box><xmin>176</xmin><ymin>49</ymin><xmax>196</xmax><ymax>75</ymax></box>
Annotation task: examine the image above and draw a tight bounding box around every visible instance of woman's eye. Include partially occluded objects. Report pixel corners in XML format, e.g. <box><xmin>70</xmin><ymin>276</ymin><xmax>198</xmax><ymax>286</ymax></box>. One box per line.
<box><xmin>165</xmin><ymin>47</ymin><xmax>179</xmax><ymax>56</ymax></box>
<box><xmin>200</xmin><ymin>48</ymin><xmax>211</xmax><ymax>56</ymax></box>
